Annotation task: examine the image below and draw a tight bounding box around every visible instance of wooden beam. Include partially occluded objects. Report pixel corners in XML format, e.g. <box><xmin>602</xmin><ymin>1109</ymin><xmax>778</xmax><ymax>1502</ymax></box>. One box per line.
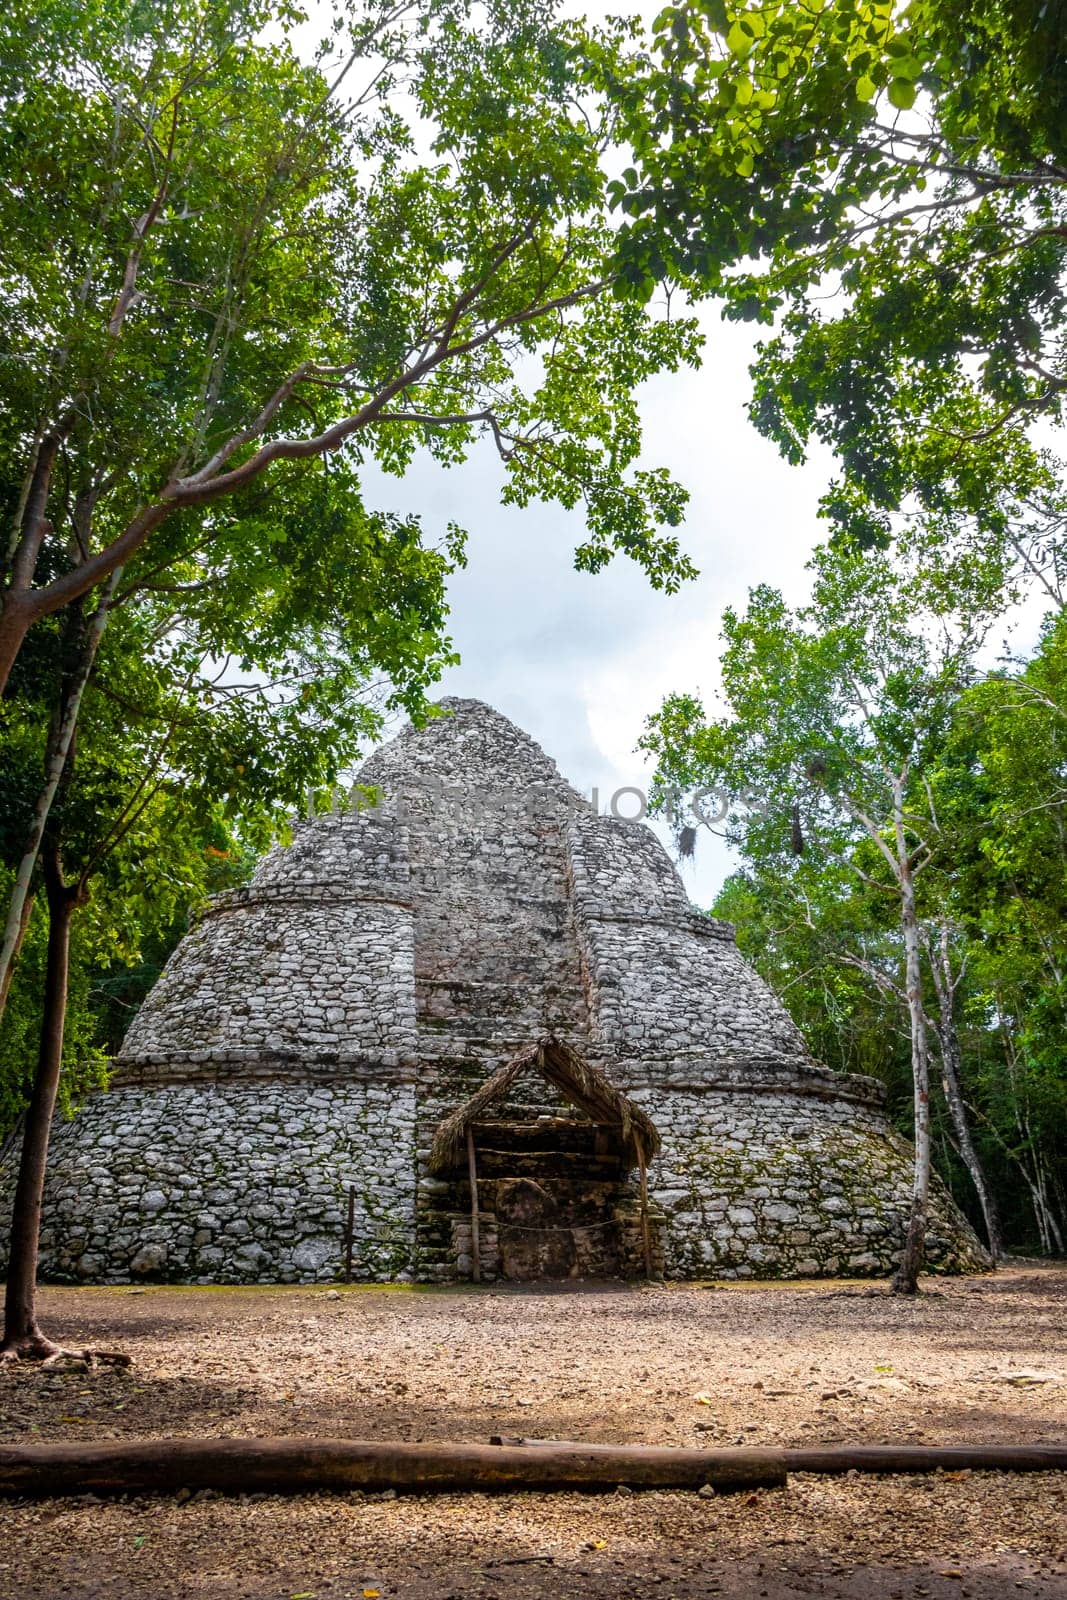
<box><xmin>1</xmin><ymin>1437</ymin><xmax>1063</xmax><ymax>1502</ymax></box>
<box><xmin>493</xmin><ymin>1438</ymin><xmax>1067</xmax><ymax>1475</ymax></box>
<box><xmin>466</xmin><ymin>1123</ymin><xmax>481</xmax><ymax>1283</ymax></box>
<box><xmin>0</xmin><ymin>1438</ymin><xmax>786</xmax><ymax>1498</ymax></box>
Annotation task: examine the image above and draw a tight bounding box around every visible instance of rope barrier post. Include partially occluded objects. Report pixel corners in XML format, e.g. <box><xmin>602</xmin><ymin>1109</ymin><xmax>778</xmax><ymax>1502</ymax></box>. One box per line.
<box><xmin>466</xmin><ymin>1123</ymin><xmax>481</xmax><ymax>1283</ymax></box>
<box><xmin>638</xmin><ymin>1151</ymin><xmax>652</xmax><ymax>1280</ymax></box>
<box><xmin>343</xmin><ymin>1185</ymin><xmax>356</xmax><ymax>1284</ymax></box>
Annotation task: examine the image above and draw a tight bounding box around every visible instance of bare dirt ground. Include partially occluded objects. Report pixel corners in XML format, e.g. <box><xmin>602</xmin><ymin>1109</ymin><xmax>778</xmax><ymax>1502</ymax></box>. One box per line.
<box><xmin>1</xmin><ymin>1265</ymin><xmax>1065</xmax><ymax>1600</ymax></box>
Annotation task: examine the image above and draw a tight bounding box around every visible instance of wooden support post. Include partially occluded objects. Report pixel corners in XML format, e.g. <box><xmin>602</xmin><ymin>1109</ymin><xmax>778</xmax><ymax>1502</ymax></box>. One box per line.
<box><xmin>466</xmin><ymin>1123</ymin><xmax>481</xmax><ymax>1283</ymax></box>
<box><xmin>343</xmin><ymin>1186</ymin><xmax>356</xmax><ymax>1284</ymax></box>
<box><xmin>638</xmin><ymin>1152</ymin><xmax>652</xmax><ymax>1280</ymax></box>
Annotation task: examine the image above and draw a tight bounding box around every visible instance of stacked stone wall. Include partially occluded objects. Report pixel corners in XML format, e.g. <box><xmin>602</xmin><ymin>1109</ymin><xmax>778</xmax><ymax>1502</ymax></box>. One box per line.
<box><xmin>578</xmin><ymin>914</ymin><xmax>808</xmax><ymax>1064</ymax></box>
<box><xmin>568</xmin><ymin>812</ymin><xmax>808</xmax><ymax>1067</ymax></box>
<box><xmin>120</xmin><ymin>896</ymin><xmax>416</xmax><ymax>1064</ymax></box>
<box><xmin>18</xmin><ymin>1078</ymin><xmax>417</xmax><ymax>1285</ymax></box>
<box><xmin>120</xmin><ymin>805</ymin><xmax>416</xmax><ymax>1068</ymax></box>
<box><xmin>632</xmin><ymin>1083</ymin><xmax>988</xmax><ymax>1278</ymax></box>
<box><xmin>254</xmin><ymin>806</ymin><xmax>409</xmax><ymax>894</ymax></box>
<box><xmin>394</xmin><ymin>786</ymin><xmax>591</xmax><ymax>1063</ymax></box>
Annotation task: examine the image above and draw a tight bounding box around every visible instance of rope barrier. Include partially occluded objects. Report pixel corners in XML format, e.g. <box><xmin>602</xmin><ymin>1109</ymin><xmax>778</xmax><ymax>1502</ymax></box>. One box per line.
<box><xmin>472</xmin><ymin>1217</ymin><xmax>624</xmax><ymax>1236</ymax></box>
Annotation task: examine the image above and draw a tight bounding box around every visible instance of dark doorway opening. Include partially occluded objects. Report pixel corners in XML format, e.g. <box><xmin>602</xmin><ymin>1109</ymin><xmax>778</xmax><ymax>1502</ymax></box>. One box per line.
<box><xmin>469</xmin><ymin>1116</ymin><xmax>628</xmax><ymax>1280</ymax></box>
<box><xmin>426</xmin><ymin>1036</ymin><xmax>662</xmax><ymax>1283</ymax></box>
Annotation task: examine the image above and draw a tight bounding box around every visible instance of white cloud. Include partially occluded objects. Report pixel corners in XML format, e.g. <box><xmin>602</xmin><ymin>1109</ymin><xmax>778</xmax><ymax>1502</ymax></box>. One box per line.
<box><xmin>293</xmin><ymin>2</ymin><xmax>1053</xmax><ymax>906</ymax></box>
<box><xmin>360</xmin><ymin>309</ymin><xmax>835</xmax><ymax>904</ymax></box>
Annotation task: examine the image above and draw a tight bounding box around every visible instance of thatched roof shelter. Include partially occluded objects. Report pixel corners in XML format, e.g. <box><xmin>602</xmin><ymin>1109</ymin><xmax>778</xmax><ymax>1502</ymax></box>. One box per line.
<box><xmin>427</xmin><ymin>1036</ymin><xmax>660</xmax><ymax>1176</ymax></box>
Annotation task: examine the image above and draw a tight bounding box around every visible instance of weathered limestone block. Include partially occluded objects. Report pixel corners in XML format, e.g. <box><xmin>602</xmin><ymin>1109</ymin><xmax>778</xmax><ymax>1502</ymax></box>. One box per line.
<box><xmin>631</xmin><ymin>1085</ymin><xmax>987</xmax><ymax>1278</ymax></box>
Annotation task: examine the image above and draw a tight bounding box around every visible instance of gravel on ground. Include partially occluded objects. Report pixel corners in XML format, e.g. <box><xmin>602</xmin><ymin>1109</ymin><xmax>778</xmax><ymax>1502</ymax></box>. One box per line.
<box><xmin>1</xmin><ymin>1265</ymin><xmax>1064</xmax><ymax>1599</ymax></box>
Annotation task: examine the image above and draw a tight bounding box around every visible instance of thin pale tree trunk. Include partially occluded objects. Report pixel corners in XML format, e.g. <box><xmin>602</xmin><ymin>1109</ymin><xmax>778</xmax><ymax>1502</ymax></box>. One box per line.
<box><xmin>0</xmin><ymin>574</ymin><xmax>119</xmax><ymax>1027</ymax></box>
<box><xmin>937</xmin><ymin>1033</ymin><xmax>1003</xmax><ymax>1259</ymax></box>
<box><xmin>927</xmin><ymin>924</ymin><xmax>1003</xmax><ymax>1260</ymax></box>
<box><xmin>0</xmin><ymin>892</ymin><xmax>34</xmax><ymax>1016</ymax></box>
<box><xmin>892</xmin><ymin>795</ymin><xmax>931</xmax><ymax>1295</ymax></box>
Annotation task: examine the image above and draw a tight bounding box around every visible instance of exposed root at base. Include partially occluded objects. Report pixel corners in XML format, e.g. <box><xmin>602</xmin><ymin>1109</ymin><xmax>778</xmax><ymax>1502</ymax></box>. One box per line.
<box><xmin>0</xmin><ymin>1334</ymin><xmax>131</xmax><ymax>1370</ymax></box>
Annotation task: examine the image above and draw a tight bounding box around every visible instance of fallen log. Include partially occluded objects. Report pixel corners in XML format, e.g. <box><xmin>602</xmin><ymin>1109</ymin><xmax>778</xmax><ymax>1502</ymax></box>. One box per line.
<box><xmin>783</xmin><ymin>1443</ymin><xmax>1067</xmax><ymax>1475</ymax></box>
<box><xmin>1</xmin><ymin>1437</ymin><xmax>1064</xmax><ymax>1501</ymax></box>
<box><xmin>0</xmin><ymin>1438</ymin><xmax>786</xmax><ymax>1499</ymax></box>
<box><xmin>494</xmin><ymin>1437</ymin><xmax>1067</xmax><ymax>1476</ymax></box>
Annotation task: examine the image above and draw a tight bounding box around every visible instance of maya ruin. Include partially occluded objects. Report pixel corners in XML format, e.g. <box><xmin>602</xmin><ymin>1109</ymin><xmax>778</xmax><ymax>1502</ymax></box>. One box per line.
<box><xmin>2</xmin><ymin>700</ymin><xmax>987</xmax><ymax>1287</ymax></box>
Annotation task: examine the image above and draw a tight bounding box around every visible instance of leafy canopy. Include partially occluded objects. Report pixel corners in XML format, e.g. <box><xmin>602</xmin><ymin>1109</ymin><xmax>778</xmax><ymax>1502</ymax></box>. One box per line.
<box><xmin>612</xmin><ymin>0</ymin><xmax>1066</xmax><ymax>559</ymax></box>
<box><xmin>1</xmin><ymin>0</ymin><xmax>704</xmax><ymax>698</ymax></box>
<box><xmin>640</xmin><ymin>543</ymin><xmax>988</xmax><ymax>883</ymax></box>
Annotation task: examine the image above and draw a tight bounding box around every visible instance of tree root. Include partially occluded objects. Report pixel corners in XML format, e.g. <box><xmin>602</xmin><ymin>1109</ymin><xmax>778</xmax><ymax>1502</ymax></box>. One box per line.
<box><xmin>0</xmin><ymin>1333</ymin><xmax>130</xmax><ymax>1370</ymax></box>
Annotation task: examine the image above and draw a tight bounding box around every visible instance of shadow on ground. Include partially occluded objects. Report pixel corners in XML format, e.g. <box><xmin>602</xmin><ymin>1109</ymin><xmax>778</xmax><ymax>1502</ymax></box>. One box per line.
<box><xmin>1</xmin><ymin>1269</ymin><xmax>1064</xmax><ymax>1597</ymax></box>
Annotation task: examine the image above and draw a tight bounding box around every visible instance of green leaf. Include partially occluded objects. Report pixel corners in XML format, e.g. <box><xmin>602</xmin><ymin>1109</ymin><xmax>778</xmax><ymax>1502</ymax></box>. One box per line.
<box><xmin>726</xmin><ymin>21</ymin><xmax>754</xmax><ymax>57</ymax></box>
<box><xmin>887</xmin><ymin>77</ymin><xmax>917</xmax><ymax>110</ymax></box>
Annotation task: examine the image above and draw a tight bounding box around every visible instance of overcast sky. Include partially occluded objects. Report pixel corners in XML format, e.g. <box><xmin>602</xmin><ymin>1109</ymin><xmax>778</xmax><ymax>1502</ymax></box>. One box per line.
<box><xmin>322</xmin><ymin>4</ymin><xmax>1045</xmax><ymax>909</ymax></box>
<box><xmin>275</xmin><ymin>2</ymin><xmax>837</xmax><ymax>905</ymax></box>
<box><xmin>359</xmin><ymin>307</ymin><xmax>836</xmax><ymax>906</ymax></box>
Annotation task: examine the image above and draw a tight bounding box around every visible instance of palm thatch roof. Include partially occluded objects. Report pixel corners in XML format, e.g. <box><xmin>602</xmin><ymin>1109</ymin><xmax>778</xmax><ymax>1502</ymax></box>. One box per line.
<box><xmin>427</xmin><ymin>1035</ymin><xmax>660</xmax><ymax>1175</ymax></box>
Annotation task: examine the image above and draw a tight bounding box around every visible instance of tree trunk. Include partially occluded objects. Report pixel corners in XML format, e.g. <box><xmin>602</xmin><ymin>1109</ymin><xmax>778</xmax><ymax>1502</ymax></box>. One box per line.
<box><xmin>0</xmin><ymin>578</ymin><xmax>118</xmax><ymax>1026</ymax></box>
<box><xmin>1</xmin><ymin>1437</ymin><xmax>1065</xmax><ymax>1501</ymax></box>
<box><xmin>0</xmin><ymin>892</ymin><xmax>34</xmax><ymax>1017</ymax></box>
<box><xmin>937</xmin><ymin>1037</ymin><xmax>1002</xmax><ymax>1258</ymax></box>
<box><xmin>0</xmin><ymin>845</ymin><xmax>77</xmax><ymax>1357</ymax></box>
<box><xmin>892</xmin><ymin>832</ymin><xmax>930</xmax><ymax>1295</ymax></box>
<box><xmin>0</xmin><ymin>596</ymin><xmax>30</xmax><ymax>702</ymax></box>
<box><xmin>928</xmin><ymin>925</ymin><xmax>1003</xmax><ymax>1260</ymax></box>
